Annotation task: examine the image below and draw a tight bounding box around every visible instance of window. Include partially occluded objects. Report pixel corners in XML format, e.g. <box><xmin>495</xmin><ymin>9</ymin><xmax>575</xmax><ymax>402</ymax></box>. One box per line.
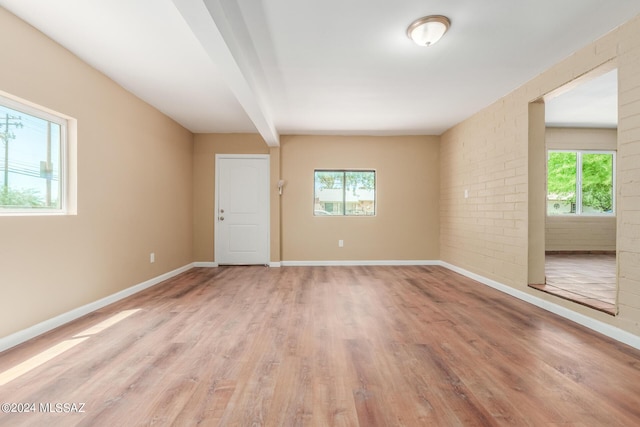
<box><xmin>0</xmin><ymin>95</ymin><xmax>67</xmax><ymax>213</ymax></box>
<box><xmin>547</xmin><ymin>150</ymin><xmax>615</xmax><ymax>215</ymax></box>
<box><xmin>314</xmin><ymin>170</ymin><xmax>375</xmax><ymax>216</ymax></box>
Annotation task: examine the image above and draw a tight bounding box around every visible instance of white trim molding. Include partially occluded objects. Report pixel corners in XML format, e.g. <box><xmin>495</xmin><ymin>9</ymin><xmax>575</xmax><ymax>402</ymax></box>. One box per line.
<box><xmin>193</xmin><ymin>262</ymin><xmax>218</xmax><ymax>268</ymax></box>
<box><xmin>0</xmin><ymin>264</ymin><xmax>193</xmax><ymax>353</ymax></box>
<box><xmin>440</xmin><ymin>261</ymin><xmax>640</xmax><ymax>351</ymax></box>
<box><xmin>281</xmin><ymin>260</ymin><xmax>440</xmax><ymax>267</ymax></box>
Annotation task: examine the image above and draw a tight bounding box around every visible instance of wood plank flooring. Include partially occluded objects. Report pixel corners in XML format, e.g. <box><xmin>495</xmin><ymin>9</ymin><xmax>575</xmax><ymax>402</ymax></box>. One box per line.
<box><xmin>530</xmin><ymin>253</ymin><xmax>617</xmax><ymax>315</ymax></box>
<box><xmin>1</xmin><ymin>265</ymin><xmax>640</xmax><ymax>426</ymax></box>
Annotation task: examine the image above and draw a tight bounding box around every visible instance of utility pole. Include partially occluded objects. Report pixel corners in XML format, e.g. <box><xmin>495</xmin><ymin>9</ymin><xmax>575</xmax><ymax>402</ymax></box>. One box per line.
<box><xmin>0</xmin><ymin>113</ymin><xmax>23</xmax><ymax>192</ymax></box>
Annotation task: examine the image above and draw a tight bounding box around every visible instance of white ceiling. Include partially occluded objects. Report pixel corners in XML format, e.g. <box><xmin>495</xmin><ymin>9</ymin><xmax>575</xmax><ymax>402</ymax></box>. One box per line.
<box><xmin>545</xmin><ymin>69</ymin><xmax>618</xmax><ymax>129</ymax></box>
<box><xmin>1</xmin><ymin>0</ymin><xmax>637</xmax><ymax>145</ymax></box>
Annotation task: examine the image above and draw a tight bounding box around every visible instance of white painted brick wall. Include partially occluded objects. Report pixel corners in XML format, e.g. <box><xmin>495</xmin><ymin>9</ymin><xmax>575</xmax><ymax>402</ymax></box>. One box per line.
<box><xmin>618</xmin><ymin>15</ymin><xmax>640</xmax><ymax>334</ymax></box>
<box><xmin>441</xmin><ymin>14</ymin><xmax>640</xmax><ymax>335</ymax></box>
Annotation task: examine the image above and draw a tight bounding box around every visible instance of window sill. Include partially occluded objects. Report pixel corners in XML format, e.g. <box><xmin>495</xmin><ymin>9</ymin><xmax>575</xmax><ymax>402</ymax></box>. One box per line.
<box><xmin>0</xmin><ymin>210</ymin><xmax>71</xmax><ymax>217</ymax></box>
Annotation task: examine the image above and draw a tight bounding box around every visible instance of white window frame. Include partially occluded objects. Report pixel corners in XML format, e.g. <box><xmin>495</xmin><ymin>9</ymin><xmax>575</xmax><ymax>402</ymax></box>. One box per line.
<box><xmin>546</xmin><ymin>149</ymin><xmax>616</xmax><ymax>216</ymax></box>
<box><xmin>314</xmin><ymin>169</ymin><xmax>376</xmax><ymax>216</ymax></box>
<box><xmin>0</xmin><ymin>93</ymin><xmax>68</xmax><ymax>215</ymax></box>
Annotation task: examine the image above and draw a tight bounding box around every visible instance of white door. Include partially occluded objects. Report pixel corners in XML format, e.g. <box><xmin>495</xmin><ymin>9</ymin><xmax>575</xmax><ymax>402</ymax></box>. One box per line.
<box><xmin>215</xmin><ymin>155</ymin><xmax>269</xmax><ymax>265</ymax></box>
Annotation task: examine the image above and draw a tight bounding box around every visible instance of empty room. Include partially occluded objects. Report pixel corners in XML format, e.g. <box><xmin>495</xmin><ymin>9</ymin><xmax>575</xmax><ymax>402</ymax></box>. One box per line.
<box><xmin>1</xmin><ymin>1</ymin><xmax>640</xmax><ymax>426</ymax></box>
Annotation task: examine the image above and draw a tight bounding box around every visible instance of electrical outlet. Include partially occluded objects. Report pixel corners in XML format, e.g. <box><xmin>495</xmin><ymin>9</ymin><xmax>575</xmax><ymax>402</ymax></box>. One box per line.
<box><xmin>150</xmin><ymin>253</ymin><xmax>155</xmax><ymax>263</ymax></box>
<box><xmin>464</xmin><ymin>189</ymin><xmax>469</xmax><ymax>199</ymax></box>
<box><xmin>338</xmin><ymin>240</ymin><xmax>344</xmax><ymax>247</ymax></box>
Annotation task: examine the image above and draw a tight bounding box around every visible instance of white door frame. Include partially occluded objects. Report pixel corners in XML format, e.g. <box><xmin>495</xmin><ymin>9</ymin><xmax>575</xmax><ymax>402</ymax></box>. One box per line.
<box><xmin>214</xmin><ymin>154</ymin><xmax>270</xmax><ymax>265</ymax></box>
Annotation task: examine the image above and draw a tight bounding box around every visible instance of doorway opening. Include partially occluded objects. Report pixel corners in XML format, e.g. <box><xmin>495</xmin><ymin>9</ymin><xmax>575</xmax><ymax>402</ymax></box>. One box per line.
<box><xmin>528</xmin><ymin>63</ymin><xmax>618</xmax><ymax>315</ymax></box>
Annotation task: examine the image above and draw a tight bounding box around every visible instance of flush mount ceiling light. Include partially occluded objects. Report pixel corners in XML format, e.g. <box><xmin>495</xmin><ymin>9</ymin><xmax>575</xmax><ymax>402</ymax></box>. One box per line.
<box><xmin>407</xmin><ymin>15</ymin><xmax>451</xmax><ymax>47</ymax></box>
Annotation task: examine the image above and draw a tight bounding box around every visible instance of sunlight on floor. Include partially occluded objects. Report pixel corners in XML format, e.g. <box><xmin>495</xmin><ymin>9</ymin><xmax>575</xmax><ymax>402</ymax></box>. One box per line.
<box><xmin>0</xmin><ymin>309</ymin><xmax>141</xmax><ymax>386</ymax></box>
<box><xmin>73</xmin><ymin>309</ymin><xmax>141</xmax><ymax>338</ymax></box>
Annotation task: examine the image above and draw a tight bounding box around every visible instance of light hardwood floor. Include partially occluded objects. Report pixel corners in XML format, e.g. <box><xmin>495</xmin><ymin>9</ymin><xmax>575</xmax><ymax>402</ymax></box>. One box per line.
<box><xmin>1</xmin><ymin>266</ymin><xmax>639</xmax><ymax>426</ymax></box>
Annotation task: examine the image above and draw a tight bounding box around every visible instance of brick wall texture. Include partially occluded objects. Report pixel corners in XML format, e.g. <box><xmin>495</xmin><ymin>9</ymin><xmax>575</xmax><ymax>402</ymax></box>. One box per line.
<box><xmin>440</xmin><ymin>15</ymin><xmax>640</xmax><ymax>335</ymax></box>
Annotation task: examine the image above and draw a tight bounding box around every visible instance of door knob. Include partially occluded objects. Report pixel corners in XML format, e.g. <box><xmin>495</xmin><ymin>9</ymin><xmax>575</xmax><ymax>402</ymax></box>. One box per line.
<box><xmin>219</xmin><ymin>216</ymin><xmax>224</xmax><ymax>221</ymax></box>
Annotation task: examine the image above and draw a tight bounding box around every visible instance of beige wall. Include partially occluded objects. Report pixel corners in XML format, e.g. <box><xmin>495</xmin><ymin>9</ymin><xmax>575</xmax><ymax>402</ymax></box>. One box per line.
<box><xmin>546</xmin><ymin>127</ymin><xmax>617</xmax><ymax>151</ymax></box>
<box><xmin>0</xmin><ymin>9</ymin><xmax>193</xmax><ymax>338</ymax></box>
<box><xmin>192</xmin><ymin>133</ymin><xmax>440</xmax><ymax>263</ymax></box>
<box><xmin>545</xmin><ymin>128</ymin><xmax>617</xmax><ymax>251</ymax></box>
<box><xmin>441</xmin><ymin>14</ymin><xmax>640</xmax><ymax>335</ymax></box>
<box><xmin>280</xmin><ymin>135</ymin><xmax>440</xmax><ymax>261</ymax></box>
<box><xmin>546</xmin><ymin>216</ymin><xmax>616</xmax><ymax>251</ymax></box>
<box><xmin>618</xmin><ymin>16</ymin><xmax>640</xmax><ymax>331</ymax></box>
<box><xmin>192</xmin><ymin>133</ymin><xmax>271</xmax><ymax>262</ymax></box>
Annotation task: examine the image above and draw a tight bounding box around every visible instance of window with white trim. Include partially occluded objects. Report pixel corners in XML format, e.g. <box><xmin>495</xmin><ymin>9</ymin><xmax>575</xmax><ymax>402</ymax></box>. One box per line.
<box><xmin>0</xmin><ymin>95</ymin><xmax>67</xmax><ymax>213</ymax></box>
<box><xmin>547</xmin><ymin>150</ymin><xmax>615</xmax><ymax>216</ymax></box>
<box><xmin>314</xmin><ymin>170</ymin><xmax>376</xmax><ymax>216</ymax></box>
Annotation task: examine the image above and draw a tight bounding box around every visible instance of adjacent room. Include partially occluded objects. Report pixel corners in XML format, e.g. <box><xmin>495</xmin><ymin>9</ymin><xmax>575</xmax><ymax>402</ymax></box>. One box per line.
<box><xmin>1</xmin><ymin>1</ymin><xmax>640</xmax><ymax>425</ymax></box>
<box><xmin>530</xmin><ymin>66</ymin><xmax>619</xmax><ymax>315</ymax></box>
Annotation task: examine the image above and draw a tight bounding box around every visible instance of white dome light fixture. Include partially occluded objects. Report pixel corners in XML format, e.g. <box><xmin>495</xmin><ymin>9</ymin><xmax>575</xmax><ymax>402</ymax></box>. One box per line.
<box><xmin>407</xmin><ymin>15</ymin><xmax>451</xmax><ymax>47</ymax></box>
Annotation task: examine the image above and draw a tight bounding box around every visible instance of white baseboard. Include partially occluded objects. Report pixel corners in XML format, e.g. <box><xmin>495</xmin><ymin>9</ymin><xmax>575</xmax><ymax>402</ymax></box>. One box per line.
<box><xmin>193</xmin><ymin>262</ymin><xmax>218</xmax><ymax>267</ymax></box>
<box><xmin>0</xmin><ymin>263</ymin><xmax>193</xmax><ymax>353</ymax></box>
<box><xmin>440</xmin><ymin>261</ymin><xmax>640</xmax><ymax>351</ymax></box>
<box><xmin>281</xmin><ymin>260</ymin><xmax>440</xmax><ymax>267</ymax></box>
<box><xmin>194</xmin><ymin>262</ymin><xmax>280</xmax><ymax>267</ymax></box>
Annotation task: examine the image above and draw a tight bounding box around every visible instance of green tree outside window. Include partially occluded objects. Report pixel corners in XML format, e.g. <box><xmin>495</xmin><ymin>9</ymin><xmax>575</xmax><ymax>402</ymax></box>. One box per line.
<box><xmin>547</xmin><ymin>151</ymin><xmax>614</xmax><ymax>215</ymax></box>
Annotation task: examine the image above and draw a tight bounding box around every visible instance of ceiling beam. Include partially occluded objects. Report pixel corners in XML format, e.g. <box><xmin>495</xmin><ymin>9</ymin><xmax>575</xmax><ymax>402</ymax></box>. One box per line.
<box><xmin>172</xmin><ymin>0</ymin><xmax>279</xmax><ymax>146</ymax></box>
